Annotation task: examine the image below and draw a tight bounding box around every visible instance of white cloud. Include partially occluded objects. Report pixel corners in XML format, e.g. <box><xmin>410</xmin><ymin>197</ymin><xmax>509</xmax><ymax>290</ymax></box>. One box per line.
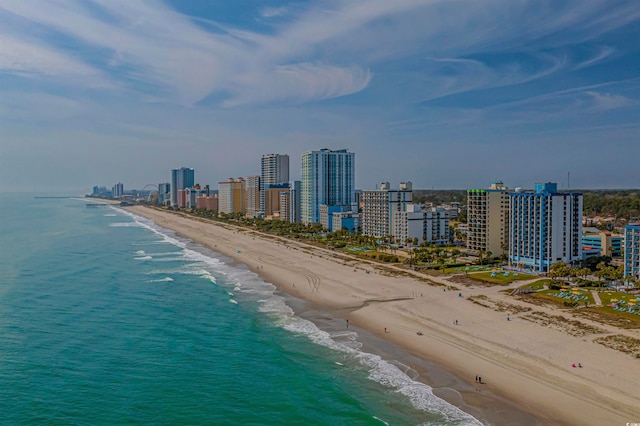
<box><xmin>586</xmin><ymin>91</ymin><xmax>634</xmax><ymax>110</ymax></box>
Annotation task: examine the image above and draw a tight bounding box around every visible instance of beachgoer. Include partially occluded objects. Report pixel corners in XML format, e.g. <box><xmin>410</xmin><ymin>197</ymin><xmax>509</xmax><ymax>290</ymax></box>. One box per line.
<box><xmin>478</xmin><ymin>376</ymin><xmax>482</xmax><ymax>384</ymax></box>
<box><xmin>384</xmin><ymin>327</ymin><xmax>387</xmax><ymax>333</ymax></box>
<box><xmin>346</xmin><ymin>319</ymin><xmax>349</xmax><ymax>328</ymax></box>
<box><xmin>572</xmin><ymin>363</ymin><xmax>576</xmax><ymax>368</ymax></box>
<box><xmin>507</xmin><ymin>316</ymin><xmax>510</xmax><ymax>321</ymax></box>
<box><xmin>578</xmin><ymin>363</ymin><xmax>582</xmax><ymax>368</ymax></box>
<box><xmin>475</xmin><ymin>375</ymin><xmax>478</xmax><ymax>383</ymax></box>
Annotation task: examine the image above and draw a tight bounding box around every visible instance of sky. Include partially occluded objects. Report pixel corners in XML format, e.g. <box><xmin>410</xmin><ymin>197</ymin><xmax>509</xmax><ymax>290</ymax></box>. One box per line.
<box><xmin>1</xmin><ymin>0</ymin><xmax>639</xmax><ymax>193</ymax></box>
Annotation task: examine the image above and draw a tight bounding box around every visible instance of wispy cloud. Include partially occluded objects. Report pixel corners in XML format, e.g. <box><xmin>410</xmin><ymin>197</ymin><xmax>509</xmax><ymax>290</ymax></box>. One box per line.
<box><xmin>586</xmin><ymin>91</ymin><xmax>634</xmax><ymax>110</ymax></box>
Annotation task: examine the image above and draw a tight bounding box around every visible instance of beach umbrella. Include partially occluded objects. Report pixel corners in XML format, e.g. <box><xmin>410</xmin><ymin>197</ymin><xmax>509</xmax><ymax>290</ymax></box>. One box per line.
<box><xmin>611</xmin><ymin>298</ymin><xmax>619</xmax><ymax>303</ymax></box>
<box><xmin>571</xmin><ymin>287</ymin><xmax>579</xmax><ymax>291</ymax></box>
<box><xmin>630</xmin><ymin>299</ymin><xmax>637</xmax><ymax>303</ymax></box>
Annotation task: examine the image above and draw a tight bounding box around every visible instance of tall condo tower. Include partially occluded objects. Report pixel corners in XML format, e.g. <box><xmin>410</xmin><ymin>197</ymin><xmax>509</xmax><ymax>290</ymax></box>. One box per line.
<box><xmin>509</xmin><ymin>183</ymin><xmax>582</xmax><ymax>273</ymax></box>
<box><xmin>301</xmin><ymin>149</ymin><xmax>355</xmax><ymax>224</ymax></box>
<box><xmin>624</xmin><ymin>224</ymin><xmax>640</xmax><ymax>280</ymax></box>
<box><xmin>261</xmin><ymin>154</ymin><xmax>289</xmax><ymax>214</ymax></box>
<box><xmin>170</xmin><ymin>167</ymin><xmax>195</xmax><ymax>206</ymax></box>
<box><xmin>467</xmin><ymin>181</ymin><xmax>510</xmax><ymax>258</ymax></box>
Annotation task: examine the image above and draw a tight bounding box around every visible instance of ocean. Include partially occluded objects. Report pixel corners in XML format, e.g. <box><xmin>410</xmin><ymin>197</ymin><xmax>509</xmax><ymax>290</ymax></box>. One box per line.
<box><xmin>0</xmin><ymin>194</ymin><xmax>481</xmax><ymax>425</ymax></box>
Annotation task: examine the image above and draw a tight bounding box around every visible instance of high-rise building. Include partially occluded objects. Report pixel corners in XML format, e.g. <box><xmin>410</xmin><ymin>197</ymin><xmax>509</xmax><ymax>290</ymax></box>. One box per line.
<box><xmin>288</xmin><ymin>180</ymin><xmax>302</xmax><ymax>223</ymax></box>
<box><xmin>112</xmin><ymin>182</ymin><xmax>124</xmax><ymax>199</ymax></box>
<box><xmin>467</xmin><ymin>181</ymin><xmax>510</xmax><ymax>257</ymax></box>
<box><xmin>158</xmin><ymin>183</ymin><xmax>170</xmax><ymax>204</ymax></box>
<box><xmin>624</xmin><ymin>224</ymin><xmax>640</xmax><ymax>280</ymax></box>
<box><xmin>264</xmin><ymin>184</ymin><xmax>289</xmax><ymax>219</ymax></box>
<box><xmin>301</xmin><ymin>149</ymin><xmax>355</xmax><ymax>224</ymax></box>
<box><xmin>361</xmin><ymin>182</ymin><xmax>412</xmax><ymax>238</ymax></box>
<box><xmin>509</xmin><ymin>183</ymin><xmax>583</xmax><ymax>273</ymax></box>
<box><xmin>170</xmin><ymin>167</ymin><xmax>195</xmax><ymax>206</ymax></box>
<box><xmin>245</xmin><ymin>175</ymin><xmax>261</xmax><ymax>218</ymax></box>
<box><xmin>394</xmin><ymin>205</ymin><xmax>451</xmax><ymax>246</ymax></box>
<box><xmin>218</xmin><ymin>178</ymin><xmax>246</xmax><ymax>214</ymax></box>
<box><xmin>261</xmin><ymin>154</ymin><xmax>289</xmax><ymax>214</ymax></box>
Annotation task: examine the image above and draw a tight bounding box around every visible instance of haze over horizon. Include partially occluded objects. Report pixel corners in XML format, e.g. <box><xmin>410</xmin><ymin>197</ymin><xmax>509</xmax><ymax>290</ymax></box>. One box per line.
<box><xmin>1</xmin><ymin>0</ymin><xmax>639</xmax><ymax>192</ymax></box>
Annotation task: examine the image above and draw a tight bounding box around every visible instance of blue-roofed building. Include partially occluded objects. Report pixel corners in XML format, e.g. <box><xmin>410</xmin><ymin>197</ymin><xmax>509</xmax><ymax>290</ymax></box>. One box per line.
<box><xmin>509</xmin><ymin>182</ymin><xmax>583</xmax><ymax>273</ymax></box>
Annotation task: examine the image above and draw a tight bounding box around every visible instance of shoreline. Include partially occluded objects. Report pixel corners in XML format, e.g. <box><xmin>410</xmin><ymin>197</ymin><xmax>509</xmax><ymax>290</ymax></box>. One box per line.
<box><xmin>126</xmin><ymin>205</ymin><xmax>640</xmax><ymax>425</ymax></box>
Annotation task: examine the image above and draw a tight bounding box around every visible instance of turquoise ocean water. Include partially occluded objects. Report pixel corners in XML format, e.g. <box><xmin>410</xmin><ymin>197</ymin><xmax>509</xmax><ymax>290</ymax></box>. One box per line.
<box><xmin>0</xmin><ymin>194</ymin><xmax>481</xmax><ymax>425</ymax></box>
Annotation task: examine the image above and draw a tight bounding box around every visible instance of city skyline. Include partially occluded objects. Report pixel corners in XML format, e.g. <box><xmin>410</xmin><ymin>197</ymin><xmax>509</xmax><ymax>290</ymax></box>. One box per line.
<box><xmin>1</xmin><ymin>1</ymin><xmax>639</xmax><ymax>192</ymax></box>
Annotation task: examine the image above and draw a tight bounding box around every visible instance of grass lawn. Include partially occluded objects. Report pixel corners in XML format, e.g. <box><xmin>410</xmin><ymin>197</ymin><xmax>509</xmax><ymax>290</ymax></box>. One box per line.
<box><xmin>467</xmin><ymin>271</ymin><xmax>534</xmax><ymax>285</ymax></box>
<box><xmin>520</xmin><ymin>279</ymin><xmax>554</xmax><ymax>290</ymax></box>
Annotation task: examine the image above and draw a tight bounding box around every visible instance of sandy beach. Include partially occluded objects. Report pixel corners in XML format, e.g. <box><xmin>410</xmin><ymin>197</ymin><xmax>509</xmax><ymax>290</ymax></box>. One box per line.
<box><xmin>127</xmin><ymin>205</ymin><xmax>640</xmax><ymax>425</ymax></box>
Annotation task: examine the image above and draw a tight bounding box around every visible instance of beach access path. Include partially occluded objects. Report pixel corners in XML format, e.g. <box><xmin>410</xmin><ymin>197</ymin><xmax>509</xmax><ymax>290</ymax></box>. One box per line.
<box><xmin>127</xmin><ymin>206</ymin><xmax>640</xmax><ymax>426</ymax></box>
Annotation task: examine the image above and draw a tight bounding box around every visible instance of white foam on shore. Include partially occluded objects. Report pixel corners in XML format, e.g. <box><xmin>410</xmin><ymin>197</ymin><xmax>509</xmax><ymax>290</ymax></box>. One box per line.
<box><xmin>134</xmin><ymin>255</ymin><xmax>152</xmax><ymax>261</ymax></box>
<box><xmin>117</xmin><ymin>208</ymin><xmax>482</xmax><ymax>425</ymax></box>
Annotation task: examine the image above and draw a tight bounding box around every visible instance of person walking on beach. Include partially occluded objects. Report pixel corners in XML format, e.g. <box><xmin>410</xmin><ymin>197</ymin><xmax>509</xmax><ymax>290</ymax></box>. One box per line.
<box><xmin>346</xmin><ymin>319</ymin><xmax>349</xmax><ymax>328</ymax></box>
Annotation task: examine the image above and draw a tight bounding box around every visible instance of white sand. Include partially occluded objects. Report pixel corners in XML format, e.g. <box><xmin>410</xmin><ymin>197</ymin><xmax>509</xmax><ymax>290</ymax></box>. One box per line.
<box><xmin>128</xmin><ymin>206</ymin><xmax>640</xmax><ymax>425</ymax></box>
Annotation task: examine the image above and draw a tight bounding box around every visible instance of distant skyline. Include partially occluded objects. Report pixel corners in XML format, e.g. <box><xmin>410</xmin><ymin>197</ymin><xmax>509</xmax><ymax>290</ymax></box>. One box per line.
<box><xmin>1</xmin><ymin>0</ymin><xmax>639</xmax><ymax>192</ymax></box>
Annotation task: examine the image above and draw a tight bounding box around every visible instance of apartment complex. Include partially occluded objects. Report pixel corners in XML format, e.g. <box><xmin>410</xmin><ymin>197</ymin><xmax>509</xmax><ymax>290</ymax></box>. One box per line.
<box><xmin>467</xmin><ymin>181</ymin><xmax>509</xmax><ymax>257</ymax></box>
<box><xmin>170</xmin><ymin>167</ymin><xmax>195</xmax><ymax>206</ymax></box>
<box><xmin>509</xmin><ymin>183</ymin><xmax>583</xmax><ymax>272</ymax></box>
<box><xmin>288</xmin><ymin>180</ymin><xmax>302</xmax><ymax>223</ymax></box>
<box><xmin>582</xmin><ymin>231</ymin><xmax>623</xmax><ymax>257</ymax></box>
<box><xmin>245</xmin><ymin>175</ymin><xmax>261</xmax><ymax>218</ymax></box>
<box><xmin>361</xmin><ymin>182</ymin><xmax>413</xmax><ymax>238</ymax></box>
<box><xmin>261</xmin><ymin>154</ymin><xmax>289</xmax><ymax>214</ymax></box>
<box><xmin>394</xmin><ymin>205</ymin><xmax>451</xmax><ymax>246</ymax></box>
<box><xmin>301</xmin><ymin>149</ymin><xmax>355</xmax><ymax>224</ymax></box>
<box><xmin>624</xmin><ymin>224</ymin><xmax>640</xmax><ymax>279</ymax></box>
<box><xmin>218</xmin><ymin>178</ymin><xmax>246</xmax><ymax>214</ymax></box>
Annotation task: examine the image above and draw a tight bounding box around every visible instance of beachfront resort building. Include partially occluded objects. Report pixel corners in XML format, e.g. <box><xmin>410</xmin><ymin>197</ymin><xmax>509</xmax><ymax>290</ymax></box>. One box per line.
<box><xmin>112</xmin><ymin>182</ymin><xmax>124</xmax><ymax>199</ymax></box>
<box><xmin>467</xmin><ymin>181</ymin><xmax>510</xmax><ymax>257</ymax></box>
<box><xmin>170</xmin><ymin>167</ymin><xmax>195</xmax><ymax>206</ymax></box>
<box><xmin>361</xmin><ymin>182</ymin><xmax>413</xmax><ymax>238</ymax></box>
<box><xmin>508</xmin><ymin>182</ymin><xmax>583</xmax><ymax>273</ymax></box>
<box><xmin>394</xmin><ymin>205</ymin><xmax>451</xmax><ymax>246</ymax></box>
<box><xmin>624</xmin><ymin>224</ymin><xmax>640</xmax><ymax>280</ymax></box>
<box><xmin>218</xmin><ymin>178</ymin><xmax>246</xmax><ymax>214</ymax></box>
<box><xmin>301</xmin><ymin>149</ymin><xmax>355</xmax><ymax>224</ymax></box>
<box><xmin>261</xmin><ymin>154</ymin><xmax>289</xmax><ymax>215</ymax></box>
<box><xmin>288</xmin><ymin>180</ymin><xmax>302</xmax><ymax>223</ymax></box>
<box><xmin>582</xmin><ymin>230</ymin><xmax>623</xmax><ymax>257</ymax></box>
<box><xmin>158</xmin><ymin>182</ymin><xmax>170</xmax><ymax>205</ymax></box>
<box><xmin>264</xmin><ymin>184</ymin><xmax>290</xmax><ymax>219</ymax></box>
<box><xmin>245</xmin><ymin>175</ymin><xmax>261</xmax><ymax>218</ymax></box>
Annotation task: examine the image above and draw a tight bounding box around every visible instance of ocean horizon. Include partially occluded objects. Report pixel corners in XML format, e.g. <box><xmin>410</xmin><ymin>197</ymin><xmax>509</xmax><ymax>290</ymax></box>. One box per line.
<box><xmin>0</xmin><ymin>194</ymin><xmax>482</xmax><ymax>425</ymax></box>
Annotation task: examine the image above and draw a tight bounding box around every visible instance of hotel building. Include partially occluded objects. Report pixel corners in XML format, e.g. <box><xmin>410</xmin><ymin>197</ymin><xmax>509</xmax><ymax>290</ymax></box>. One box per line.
<box><xmin>218</xmin><ymin>178</ymin><xmax>246</xmax><ymax>214</ymax></box>
<box><xmin>170</xmin><ymin>167</ymin><xmax>195</xmax><ymax>206</ymax></box>
<box><xmin>508</xmin><ymin>183</ymin><xmax>582</xmax><ymax>273</ymax></box>
<box><xmin>394</xmin><ymin>205</ymin><xmax>451</xmax><ymax>246</ymax></box>
<box><xmin>288</xmin><ymin>180</ymin><xmax>302</xmax><ymax>223</ymax></box>
<box><xmin>301</xmin><ymin>149</ymin><xmax>355</xmax><ymax>224</ymax></box>
<box><xmin>361</xmin><ymin>182</ymin><xmax>413</xmax><ymax>238</ymax></box>
<box><xmin>624</xmin><ymin>224</ymin><xmax>640</xmax><ymax>280</ymax></box>
<box><xmin>245</xmin><ymin>175</ymin><xmax>261</xmax><ymax>218</ymax></box>
<box><xmin>467</xmin><ymin>181</ymin><xmax>510</xmax><ymax>257</ymax></box>
<box><xmin>261</xmin><ymin>154</ymin><xmax>289</xmax><ymax>214</ymax></box>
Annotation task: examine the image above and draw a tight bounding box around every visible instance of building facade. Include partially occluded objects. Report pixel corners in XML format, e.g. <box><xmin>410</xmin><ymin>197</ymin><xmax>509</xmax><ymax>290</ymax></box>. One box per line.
<box><xmin>245</xmin><ymin>175</ymin><xmax>261</xmax><ymax>218</ymax></box>
<box><xmin>582</xmin><ymin>231</ymin><xmax>623</xmax><ymax>257</ymax></box>
<box><xmin>467</xmin><ymin>181</ymin><xmax>509</xmax><ymax>257</ymax></box>
<box><xmin>288</xmin><ymin>180</ymin><xmax>302</xmax><ymax>223</ymax></box>
<box><xmin>113</xmin><ymin>183</ymin><xmax>124</xmax><ymax>199</ymax></box>
<box><xmin>218</xmin><ymin>178</ymin><xmax>246</xmax><ymax>214</ymax></box>
<box><xmin>624</xmin><ymin>225</ymin><xmax>640</xmax><ymax>280</ymax></box>
<box><xmin>301</xmin><ymin>149</ymin><xmax>355</xmax><ymax>224</ymax></box>
<box><xmin>394</xmin><ymin>205</ymin><xmax>451</xmax><ymax>246</ymax></box>
<box><xmin>361</xmin><ymin>182</ymin><xmax>413</xmax><ymax>238</ymax></box>
<box><xmin>261</xmin><ymin>154</ymin><xmax>289</xmax><ymax>214</ymax></box>
<box><xmin>509</xmin><ymin>183</ymin><xmax>583</xmax><ymax>273</ymax></box>
<box><xmin>264</xmin><ymin>184</ymin><xmax>289</xmax><ymax>219</ymax></box>
<box><xmin>170</xmin><ymin>167</ymin><xmax>195</xmax><ymax>206</ymax></box>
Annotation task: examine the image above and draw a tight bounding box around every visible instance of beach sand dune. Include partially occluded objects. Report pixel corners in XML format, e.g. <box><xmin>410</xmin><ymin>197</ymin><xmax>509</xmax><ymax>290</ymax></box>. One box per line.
<box><xmin>129</xmin><ymin>206</ymin><xmax>640</xmax><ymax>425</ymax></box>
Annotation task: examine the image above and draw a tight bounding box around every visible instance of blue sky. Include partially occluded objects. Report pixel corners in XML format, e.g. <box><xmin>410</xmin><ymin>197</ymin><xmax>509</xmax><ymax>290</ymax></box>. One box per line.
<box><xmin>1</xmin><ymin>0</ymin><xmax>639</xmax><ymax>192</ymax></box>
